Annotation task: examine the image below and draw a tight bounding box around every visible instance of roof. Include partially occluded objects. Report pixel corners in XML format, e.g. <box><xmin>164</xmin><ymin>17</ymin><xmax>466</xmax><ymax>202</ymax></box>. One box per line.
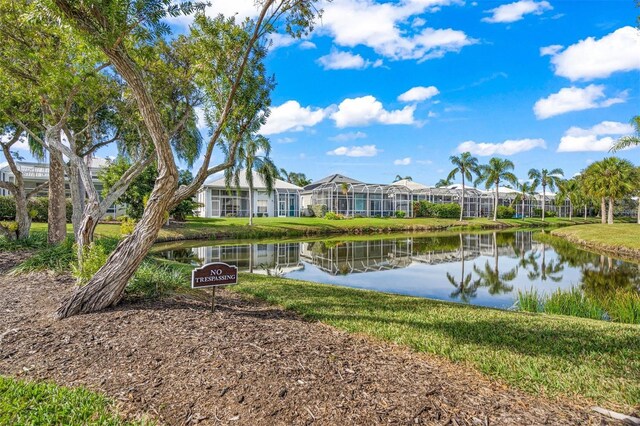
<box><xmin>203</xmin><ymin>170</ymin><xmax>303</xmax><ymax>191</ymax></box>
<box><xmin>303</xmin><ymin>174</ymin><xmax>363</xmax><ymax>191</ymax></box>
<box><xmin>390</xmin><ymin>179</ymin><xmax>430</xmax><ymax>191</ymax></box>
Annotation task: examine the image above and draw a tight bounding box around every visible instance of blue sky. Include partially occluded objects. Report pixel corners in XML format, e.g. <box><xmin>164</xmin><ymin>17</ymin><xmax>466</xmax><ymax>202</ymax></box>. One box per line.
<box><xmin>13</xmin><ymin>0</ymin><xmax>636</xmax><ymax>187</ymax></box>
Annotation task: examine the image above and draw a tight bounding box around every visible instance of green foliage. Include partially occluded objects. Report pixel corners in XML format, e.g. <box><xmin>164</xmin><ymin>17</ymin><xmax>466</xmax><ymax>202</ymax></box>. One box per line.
<box><xmin>0</xmin><ymin>376</ymin><xmax>137</xmax><ymax>426</ymax></box>
<box><xmin>126</xmin><ymin>261</ymin><xmax>190</xmax><ymax>298</ymax></box>
<box><xmin>532</xmin><ymin>208</ymin><xmax>556</xmax><ymax>218</ymax></box>
<box><xmin>100</xmin><ymin>160</ymin><xmax>198</xmax><ymax>220</ymax></box>
<box><xmin>394</xmin><ymin>210</ymin><xmax>406</xmax><ymax>218</ymax></box>
<box><xmin>71</xmin><ymin>243</ymin><xmax>108</xmax><ymax>285</ymax></box>
<box><xmin>279</xmin><ymin>169</ymin><xmax>312</xmax><ymax>187</ymax></box>
<box><xmin>0</xmin><ymin>196</ymin><xmax>14</xmax><ymax>220</ymax></box>
<box><xmin>311</xmin><ymin>204</ymin><xmax>328</xmax><ymax>218</ymax></box>
<box><xmin>324</xmin><ymin>211</ymin><xmax>345</xmax><ymax>220</ymax></box>
<box><xmin>0</xmin><ymin>196</ymin><xmax>71</xmax><ymax>222</ymax></box>
<box><xmin>10</xmin><ymin>238</ymin><xmax>76</xmax><ymax>274</ymax></box>
<box><xmin>541</xmin><ymin>287</ymin><xmax>606</xmax><ymax>320</ymax></box>
<box><xmin>0</xmin><ymin>231</ymin><xmax>48</xmax><ymax>251</ymax></box>
<box><xmin>120</xmin><ymin>217</ymin><xmax>136</xmax><ymax>235</ymax></box>
<box><xmin>496</xmin><ymin>206</ymin><xmax>516</xmax><ymax>219</ymax></box>
<box><xmin>602</xmin><ymin>289</ymin><xmax>640</xmax><ymax>324</ymax></box>
<box><xmin>517</xmin><ymin>289</ymin><xmax>541</xmax><ymax>313</ymax></box>
<box><xmin>413</xmin><ymin>201</ymin><xmax>461</xmax><ymax>218</ymax></box>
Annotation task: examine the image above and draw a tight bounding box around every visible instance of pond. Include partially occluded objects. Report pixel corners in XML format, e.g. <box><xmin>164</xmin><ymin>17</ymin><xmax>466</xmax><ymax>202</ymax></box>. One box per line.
<box><xmin>153</xmin><ymin>231</ymin><xmax>640</xmax><ymax>311</ymax></box>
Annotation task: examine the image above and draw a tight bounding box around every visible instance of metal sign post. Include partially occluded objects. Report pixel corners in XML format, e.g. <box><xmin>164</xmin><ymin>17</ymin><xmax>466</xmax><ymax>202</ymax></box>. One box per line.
<box><xmin>191</xmin><ymin>262</ymin><xmax>238</xmax><ymax>312</ymax></box>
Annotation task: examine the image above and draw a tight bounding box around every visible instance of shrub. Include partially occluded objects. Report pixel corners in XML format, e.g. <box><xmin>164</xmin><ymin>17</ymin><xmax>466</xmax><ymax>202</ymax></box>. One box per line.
<box><xmin>324</xmin><ymin>211</ymin><xmax>344</xmax><ymax>220</ymax></box>
<box><xmin>395</xmin><ymin>210</ymin><xmax>406</xmax><ymax>218</ymax></box>
<box><xmin>311</xmin><ymin>204</ymin><xmax>328</xmax><ymax>218</ymax></box>
<box><xmin>0</xmin><ymin>196</ymin><xmax>15</xmax><ymax>220</ymax></box>
<box><xmin>103</xmin><ymin>215</ymin><xmax>113</xmax><ymax>222</ymax></box>
<box><xmin>412</xmin><ymin>201</ymin><xmax>460</xmax><ymax>218</ymax></box>
<box><xmin>25</xmin><ymin>197</ymin><xmax>73</xmax><ymax>222</ymax></box>
<box><xmin>71</xmin><ymin>243</ymin><xmax>108</xmax><ymax>285</ymax></box>
<box><xmin>127</xmin><ymin>261</ymin><xmax>189</xmax><ymax>298</ymax></box>
<box><xmin>532</xmin><ymin>208</ymin><xmax>556</xmax><ymax>218</ymax></box>
<box><xmin>496</xmin><ymin>206</ymin><xmax>516</xmax><ymax>219</ymax></box>
<box><xmin>120</xmin><ymin>217</ymin><xmax>136</xmax><ymax>235</ymax></box>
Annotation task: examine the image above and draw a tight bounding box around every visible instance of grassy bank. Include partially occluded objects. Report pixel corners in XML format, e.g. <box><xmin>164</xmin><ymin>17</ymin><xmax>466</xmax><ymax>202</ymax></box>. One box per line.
<box><xmin>232</xmin><ymin>273</ymin><xmax>640</xmax><ymax>411</ymax></box>
<box><xmin>26</xmin><ymin>216</ymin><xmax>601</xmax><ymax>243</ymax></box>
<box><xmin>552</xmin><ymin>224</ymin><xmax>640</xmax><ymax>261</ymax></box>
<box><xmin>0</xmin><ymin>376</ymin><xmax>139</xmax><ymax>425</ymax></box>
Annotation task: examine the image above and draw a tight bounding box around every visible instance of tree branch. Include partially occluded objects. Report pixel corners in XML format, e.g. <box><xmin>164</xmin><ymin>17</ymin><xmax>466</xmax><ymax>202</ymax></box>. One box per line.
<box><xmin>27</xmin><ymin>181</ymin><xmax>49</xmax><ymax>198</ymax></box>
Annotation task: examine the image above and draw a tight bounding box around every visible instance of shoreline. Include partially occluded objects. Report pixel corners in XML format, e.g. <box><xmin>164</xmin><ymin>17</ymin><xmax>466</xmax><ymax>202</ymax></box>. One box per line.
<box><xmin>551</xmin><ymin>224</ymin><xmax>640</xmax><ymax>263</ymax></box>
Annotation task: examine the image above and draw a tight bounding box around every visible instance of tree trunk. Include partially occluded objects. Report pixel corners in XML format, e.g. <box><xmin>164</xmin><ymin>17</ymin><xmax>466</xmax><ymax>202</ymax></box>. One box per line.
<box><xmin>584</xmin><ymin>205</ymin><xmax>587</xmax><ymax>220</ymax></box>
<box><xmin>607</xmin><ymin>197</ymin><xmax>614</xmax><ymax>224</ymax></box>
<box><xmin>57</xmin><ymin>170</ymin><xmax>177</xmax><ymax>319</ymax></box>
<box><xmin>47</xmin><ymin>142</ymin><xmax>67</xmax><ymax>245</ymax></box>
<box><xmin>493</xmin><ymin>183</ymin><xmax>498</xmax><ymax>221</ymax></box>
<box><xmin>637</xmin><ymin>200</ymin><xmax>639</xmax><ymax>224</ymax></box>
<box><xmin>15</xmin><ymin>192</ymin><xmax>31</xmax><ymax>240</ymax></box>
<box><xmin>569</xmin><ymin>201</ymin><xmax>573</xmax><ymax>221</ymax></box>
<box><xmin>601</xmin><ymin>197</ymin><xmax>606</xmax><ymax>224</ymax></box>
<box><xmin>248</xmin><ymin>185</ymin><xmax>253</xmax><ymax>226</ymax></box>
<box><xmin>541</xmin><ymin>186</ymin><xmax>546</xmax><ymax>221</ymax></box>
<box><xmin>522</xmin><ymin>198</ymin><xmax>525</xmax><ymax>219</ymax></box>
<box><xmin>68</xmin><ymin>163</ymin><xmax>85</xmax><ymax>239</ymax></box>
<box><xmin>459</xmin><ymin>176</ymin><xmax>465</xmax><ymax>221</ymax></box>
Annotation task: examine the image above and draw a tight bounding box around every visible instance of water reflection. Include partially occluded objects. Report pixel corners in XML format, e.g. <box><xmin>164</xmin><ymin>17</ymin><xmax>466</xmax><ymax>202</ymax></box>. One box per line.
<box><xmin>155</xmin><ymin>231</ymin><xmax>640</xmax><ymax>310</ymax></box>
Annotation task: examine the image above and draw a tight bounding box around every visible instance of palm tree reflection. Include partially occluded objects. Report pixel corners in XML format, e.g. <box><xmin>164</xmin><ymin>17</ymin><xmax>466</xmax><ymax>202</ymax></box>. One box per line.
<box><xmin>446</xmin><ymin>234</ymin><xmax>480</xmax><ymax>303</ymax></box>
<box><xmin>472</xmin><ymin>232</ymin><xmax>518</xmax><ymax>295</ymax></box>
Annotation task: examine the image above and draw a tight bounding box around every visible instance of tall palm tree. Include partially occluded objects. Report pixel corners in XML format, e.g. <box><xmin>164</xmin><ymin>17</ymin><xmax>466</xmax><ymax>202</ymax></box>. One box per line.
<box><xmin>555</xmin><ymin>178</ymin><xmax>580</xmax><ymax>220</ymax></box>
<box><xmin>610</xmin><ymin>115</ymin><xmax>640</xmax><ymax>152</ymax></box>
<box><xmin>582</xmin><ymin>157</ymin><xmax>636</xmax><ymax>224</ymax></box>
<box><xmin>226</xmin><ymin>135</ymin><xmax>276</xmax><ymax>226</ymax></box>
<box><xmin>447</xmin><ymin>152</ymin><xmax>479</xmax><ymax>221</ymax></box>
<box><xmin>527</xmin><ymin>168</ymin><xmax>564</xmax><ymax>221</ymax></box>
<box><xmin>517</xmin><ymin>181</ymin><xmax>537</xmax><ymax>218</ymax></box>
<box><xmin>476</xmin><ymin>158</ymin><xmax>518</xmax><ymax>221</ymax></box>
<box><xmin>435</xmin><ymin>178</ymin><xmax>452</xmax><ymax>187</ymax></box>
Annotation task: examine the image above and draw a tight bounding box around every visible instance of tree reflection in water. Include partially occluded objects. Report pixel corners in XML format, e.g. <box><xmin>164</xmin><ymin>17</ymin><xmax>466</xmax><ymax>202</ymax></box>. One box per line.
<box><xmin>446</xmin><ymin>234</ymin><xmax>480</xmax><ymax>303</ymax></box>
<box><xmin>472</xmin><ymin>233</ymin><xmax>518</xmax><ymax>295</ymax></box>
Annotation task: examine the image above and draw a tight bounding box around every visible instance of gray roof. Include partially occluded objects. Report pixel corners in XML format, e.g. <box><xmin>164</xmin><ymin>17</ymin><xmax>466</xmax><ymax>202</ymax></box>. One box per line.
<box><xmin>303</xmin><ymin>174</ymin><xmax>363</xmax><ymax>191</ymax></box>
<box><xmin>204</xmin><ymin>170</ymin><xmax>302</xmax><ymax>191</ymax></box>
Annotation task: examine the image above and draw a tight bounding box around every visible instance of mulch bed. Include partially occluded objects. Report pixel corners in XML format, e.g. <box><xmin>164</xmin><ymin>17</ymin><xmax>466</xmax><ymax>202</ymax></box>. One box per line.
<box><xmin>0</xmin><ymin>256</ymin><xmax>614</xmax><ymax>425</ymax></box>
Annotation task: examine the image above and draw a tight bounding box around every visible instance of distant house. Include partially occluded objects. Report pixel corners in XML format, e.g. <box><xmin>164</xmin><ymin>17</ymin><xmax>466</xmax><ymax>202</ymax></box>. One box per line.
<box><xmin>196</xmin><ymin>170</ymin><xmax>303</xmax><ymax>218</ymax></box>
<box><xmin>0</xmin><ymin>158</ymin><xmax>124</xmax><ymax>217</ymax></box>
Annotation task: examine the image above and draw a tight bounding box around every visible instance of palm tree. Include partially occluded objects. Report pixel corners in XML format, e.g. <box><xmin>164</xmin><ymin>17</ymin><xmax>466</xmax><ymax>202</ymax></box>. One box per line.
<box><xmin>476</xmin><ymin>158</ymin><xmax>518</xmax><ymax>221</ymax></box>
<box><xmin>527</xmin><ymin>168</ymin><xmax>564</xmax><ymax>221</ymax></box>
<box><xmin>447</xmin><ymin>152</ymin><xmax>479</xmax><ymax>221</ymax></box>
<box><xmin>226</xmin><ymin>135</ymin><xmax>276</xmax><ymax>226</ymax></box>
<box><xmin>435</xmin><ymin>178</ymin><xmax>452</xmax><ymax>187</ymax></box>
<box><xmin>555</xmin><ymin>178</ymin><xmax>580</xmax><ymax>220</ymax></box>
<box><xmin>394</xmin><ymin>175</ymin><xmax>413</xmax><ymax>182</ymax></box>
<box><xmin>446</xmin><ymin>234</ymin><xmax>479</xmax><ymax>303</ymax></box>
<box><xmin>610</xmin><ymin>115</ymin><xmax>640</xmax><ymax>152</ymax></box>
<box><xmin>517</xmin><ymin>181</ymin><xmax>537</xmax><ymax>218</ymax></box>
<box><xmin>582</xmin><ymin>157</ymin><xmax>636</xmax><ymax>224</ymax></box>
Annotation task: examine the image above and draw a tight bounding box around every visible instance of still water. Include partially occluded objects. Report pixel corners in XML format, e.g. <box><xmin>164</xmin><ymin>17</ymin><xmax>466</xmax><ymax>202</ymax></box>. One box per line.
<box><xmin>153</xmin><ymin>231</ymin><xmax>640</xmax><ymax>310</ymax></box>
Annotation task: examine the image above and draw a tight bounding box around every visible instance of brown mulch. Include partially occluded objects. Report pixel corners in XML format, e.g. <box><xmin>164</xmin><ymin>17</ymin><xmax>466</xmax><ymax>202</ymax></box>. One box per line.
<box><xmin>0</xmin><ymin>257</ymin><xmax>614</xmax><ymax>425</ymax></box>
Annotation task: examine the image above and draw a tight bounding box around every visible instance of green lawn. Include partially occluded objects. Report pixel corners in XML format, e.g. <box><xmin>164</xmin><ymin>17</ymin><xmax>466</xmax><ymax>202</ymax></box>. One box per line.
<box><xmin>552</xmin><ymin>224</ymin><xmax>640</xmax><ymax>252</ymax></box>
<box><xmin>233</xmin><ymin>273</ymin><xmax>640</xmax><ymax>411</ymax></box>
<box><xmin>28</xmin><ymin>215</ymin><xmax>601</xmax><ymax>243</ymax></box>
<box><xmin>0</xmin><ymin>376</ymin><xmax>142</xmax><ymax>425</ymax></box>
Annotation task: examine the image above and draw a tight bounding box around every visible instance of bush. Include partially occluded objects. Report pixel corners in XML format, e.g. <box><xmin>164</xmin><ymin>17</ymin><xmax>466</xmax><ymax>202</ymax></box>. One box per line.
<box><xmin>10</xmin><ymin>238</ymin><xmax>76</xmax><ymax>274</ymax></box>
<box><xmin>311</xmin><ymin>204</ymin><xmax>328</xmax><ymax>218</ymax></box>
<box><xmin>413</xmin><ymin>201</ymin><xmax>461</xmax><ymax>218</ymax></box>
<box><xmin>324</xmin><ymin>211</ymin><xmax>344</xmax><ymax>220</ymax></box>
<box><xmin>496</xmin><ymin>206</ymin><xmax>516</xmax><ymax>219</ymax></box>
<box><xmin>0</xmin><ymin>196</ymin><xmax>15</xmax><ymax>220</ymax></box>
<box><xmin>395</xmin><ymin>210</ymin><xmax>406</xmax><ymax>218</ymax></box>
<box><xmin>71</xmin><ymin>243</ymin><xmax>108</xmax><ymax>285</ymax></box>
<box><xmin>127</xmin><ymin>261</ymin><xmax>190</xmax><ymax>298</ymax></box>
<box><xmin>120</xmin><ymin>217</ymin><xmax>136</xmax><ymax>235</ymax></box>
<box><xmin>103</xmin><ymin>215</ymin><xmax>113</xmax><ymax>222</ymax></box>
<box><xmin>24</xmin><ymin>197</ymin><xmax>73</xmax><ymax>222</ymax></box>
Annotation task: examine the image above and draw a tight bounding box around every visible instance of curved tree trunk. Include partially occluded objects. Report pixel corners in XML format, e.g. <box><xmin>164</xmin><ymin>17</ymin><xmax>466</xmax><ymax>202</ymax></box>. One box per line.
<box><xmin>607</xmin><ymin>197</ymin><xmax>614</xmax><ymax>224</ymax></box>
<box><xmin>493</xmin><ymin>182</ymin><xmax>498</xmax><ymax>221</ymax></box>
<box><xmin>48</xmin><ymin>142</ymin><xmax>67</xmax><ymax>245</ymax></box>
<box><xmin>248</xmin><ymin>185</ymin><xmax>253</xmax><ymax>226</ymax></box>
<box><xmin>68</xmin><ymin>163</ymin><xmax>86</xmax><ymax>239</ymax></box>
<box><xmin>601</xmin><ymin>197</ymin><xmax>606</xmax><ymax>224</ymax></box>
<box><xmin>15</xmin><ymin>192</ymin><xmax>31</xmax><ymax>239</ymax></box>
<box><xmin>541</xmin><ymin>186</ymin><xmax>546</xmax><ymax>221</ymax></box>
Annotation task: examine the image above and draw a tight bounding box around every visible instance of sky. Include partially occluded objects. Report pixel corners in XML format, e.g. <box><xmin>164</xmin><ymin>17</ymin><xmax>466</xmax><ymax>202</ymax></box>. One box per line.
<box><xmin>8</xmin><ymin>0</ymin><xmax>639</xmax><ymax>187</ymax></box>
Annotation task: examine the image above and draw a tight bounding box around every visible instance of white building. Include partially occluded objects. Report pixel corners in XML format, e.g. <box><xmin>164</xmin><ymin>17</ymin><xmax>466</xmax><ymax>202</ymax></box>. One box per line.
<box><xmin>196</xmin><ymin>171</ymin><xmax>303</xmax><ymax>218</ymax></box>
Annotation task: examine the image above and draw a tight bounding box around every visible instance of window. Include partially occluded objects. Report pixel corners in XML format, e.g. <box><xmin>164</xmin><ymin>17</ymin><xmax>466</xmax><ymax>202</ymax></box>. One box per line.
<box><xmin>257</xmin><ymin>200</ymin><xmax>268</xmax><ymax>214</ymax></box>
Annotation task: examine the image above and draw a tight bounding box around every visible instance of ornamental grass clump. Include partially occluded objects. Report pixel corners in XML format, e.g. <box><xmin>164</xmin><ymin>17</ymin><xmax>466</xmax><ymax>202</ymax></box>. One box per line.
<box><xmin>543</xmin><ymin>287</ymin><xmax>605</xmax><ymax>320</ymax></box>
<box><xmin>517</xmin><ymin>288</ymin><xmax>541</xmax><ymax>313</ymax></box>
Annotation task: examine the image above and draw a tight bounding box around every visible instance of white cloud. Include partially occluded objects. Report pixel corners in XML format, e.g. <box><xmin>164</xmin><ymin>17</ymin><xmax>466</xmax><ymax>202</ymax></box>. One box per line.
<box><xmin>276</xmin><ymin>137</ymin><xmax>296</xmax><ymax>144</ymax></box>
<box><xmin>540</xmin><ymin>44</ymin><xmax>563</xmax><ymax>56</ymax></box>
<box><xmin>164</xmin><ymin>0</ymin><xmax>260</xmax><ymax>28</ymax></box>
<box><xmin>317</xmin><ymin>50</ymin><xmax>383</xmax><ymax>70</ymax></box>
<box><xmin>260</xmin><ymin>101</ymin><xmax>327</xmax><ymax>135</ymax></box>
<box><xmin>327</xmin><ymin>145</ymin><xmax>381</xmax><ymax>157</ymax></box>
<box><xmin>427</xmin><ymin>111</ymin><xmax>438</xmax><ymax>118</ymax></box>
<box><xmin>194</xmin><ymin>107</ymin><xmax>207</xmax><ymax>130</ymax></box>
<box><xmin>546</xmin><ymin>26</ymin><xmax>640</xmax><ymax>81</ymax></box>
<box><xmin>299</xmin><ymin>41</ymin><xmax>317</xmax><ymax>50</ymax></box>
<box><xmin>416</xmin><ymin>159</ymin><xmax>434</xmax><ymax>165</ymax></box>
<box><xmin>331</xmin><ymin>96</ymin><xmax>416</xmax><ymax>127</ymax></box>
<box><xmin>318</xmin><ymin>0</ymin><xmax>475</xmax><ymax>62</ymax></box>
<box><xmin>457</xmin><ymin>138</ymin><xmax>546</xmax><ymax>156</ymax></box>
<box><xmin>0</xmin><ymin>133</ymin><xmax>30</xmax><ymax>152</ymax></box>
<box><xmin>394</xmin><ymin>157</ymin><xmax>412</xmax><ymax>165</ymax></box>
<box><xmin>398</xmin><ymin>86</ymin><xmax>440</xmax><ymax>102</ymax></box>
<box><xmin>329</xmin><ymin>131</ymin><xmax>367</xmax><ymax>142</ymax></box>
<box><xmin>269</xmin><ymin>33</ymin><xmax>296</xmax><ymax>50</ymax></box>
<box><xmin>557</xmin><ymin>120</ymin><xmax>635</xmax><ymax>152</ymax></box>
<box><xmin>533</xmin><ymin>84</ymin><xmax>627</xmax><ymax>119</ymax></box>
<box><xmin>482</xmin><ymin>0</ymin><xmax>552</xmax><ymax>24</ymax></box>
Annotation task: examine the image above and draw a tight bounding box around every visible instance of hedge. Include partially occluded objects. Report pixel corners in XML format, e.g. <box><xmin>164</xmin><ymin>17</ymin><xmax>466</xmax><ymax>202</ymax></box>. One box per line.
<box><xmin>496</xmin><ymin>206</ymin><xmax>516</xmax><ymax>219</ymax></box>
<box><xmin>412</xmin><ymin>201</ymin><xmax>461</xmax><ymax>218</ymax></box>
<box><xmin>0</xmin><ymin>196</ymin><xmax>72</xmax><ymax>222</ymax></box>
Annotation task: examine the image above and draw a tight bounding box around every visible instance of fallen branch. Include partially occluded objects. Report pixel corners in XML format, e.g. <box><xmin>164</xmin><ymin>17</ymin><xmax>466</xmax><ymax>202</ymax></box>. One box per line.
<box><xmin>591</xmin><ymin>406</ymin><xmax>640</xmax><ymax>425</ymax></box>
